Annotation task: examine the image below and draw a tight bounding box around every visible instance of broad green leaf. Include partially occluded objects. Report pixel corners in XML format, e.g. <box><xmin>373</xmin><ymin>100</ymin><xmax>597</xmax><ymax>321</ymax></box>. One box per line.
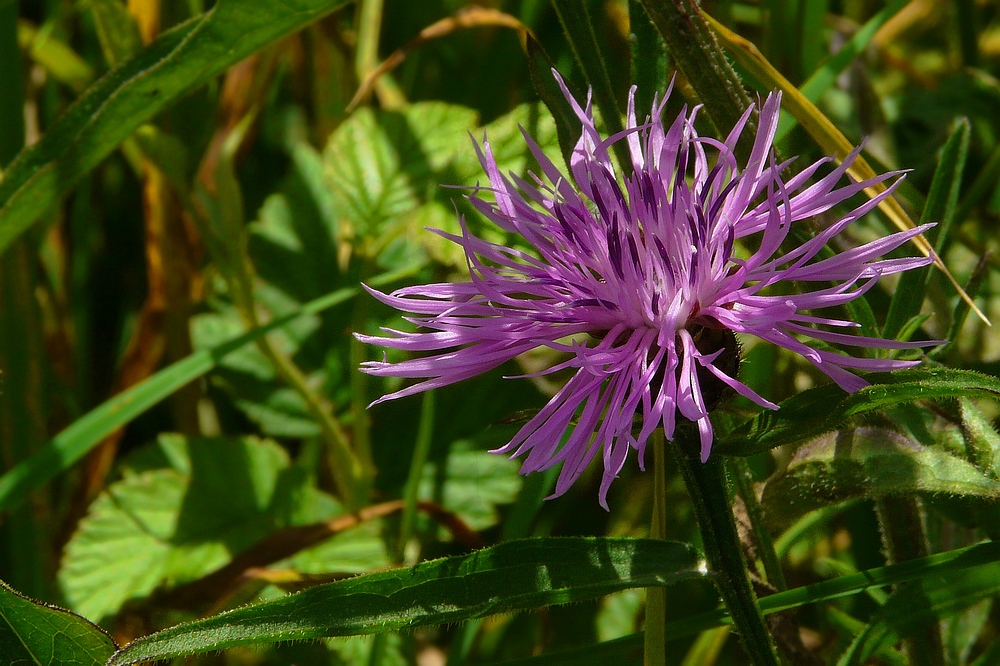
<box><xmin>419</xmin><ymin>440</ymin><xmax>522</xmax><ymax>533</ymax></box>
<box><xmin>324</xmin><ymin>101</ymin><xmax>559</xmax><ymax>267</ymax></box>
<box><xmin>59</xmin><ymin>435</ymin><xmax>387</xmax><ymax>623</ymax></box>
<box><xmin>0</xmin><ymin>580</ymin><xmax>116</xmax><ymax>666</ymax></box>
<box><xmin>837</xmin><ymin>561</ymin><xmax>1000</xmax><ymax>666</ymax></box>
<box><xmin>107</xmin><ymin>538</ymin><xmax>703</xmax><ymax>665</ymax></box>
<box><xmin>0</xmin><ymin>0</ymin><xmax>351</xmax><ymax>256</ymax></box>
<box><xmin>0</xmin><ymin>266</ymin><xmax>413</xmax><ymax>517</ymax></box>
<box><xmin>325</xmin><ymin>102</ymin><xmax>476</xmax><ymax>242</ymax></box>
<box><xmin>761</xmin><ymin>428</ymin><xmax>1000</xmax><ymax>530</ymax></box>
<box><xmin>714</xmin><ymin>368</ymin><xmax>1000</xmax><ymax>457</ymax></box>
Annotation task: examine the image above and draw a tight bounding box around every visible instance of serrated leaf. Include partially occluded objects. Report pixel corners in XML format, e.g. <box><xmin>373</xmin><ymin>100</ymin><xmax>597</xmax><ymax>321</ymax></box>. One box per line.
<box><xmin>59</xmin><ymin>435</ymin><xmax>387</xmax><ymax>623</ymax></box>
<box><xmin>0</xmin><ymin>0</ymin><xmax>352</xmax><ymax>255</ymax></box>
<box><xmin>715</xmin><ymin>368</ymin><xmax>1000</xmax><ymax>457</ymax></box>
<box><xmin>107</xmin><ymin>538</ymin><xmax>703</xmax><ymax>665</ymax></box>
<box><xmin>0</xmin><ymin>580</ymin><xmax>117</xmax><ymax>666</ymax></box>
<box><xmin>324</xmin><ymin>101</ymin><xmax>559</xmax><ymax>267</ymax></box>
<box><xmin>325</xmin><ymin>102</ymin><xmax>477</xmax><ymax>241</ymax></box>
<box><xmin>762</xmin><ymin>428</ymin><xmax>1000</xmax><ymax>530</ymax></box>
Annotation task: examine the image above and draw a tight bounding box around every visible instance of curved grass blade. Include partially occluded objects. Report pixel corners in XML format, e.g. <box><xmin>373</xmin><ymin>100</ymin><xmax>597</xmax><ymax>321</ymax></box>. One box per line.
<box><xmin>0</xmin><ymin>266</ymin><xmax>418</xmax><ymax>517</ymax></box>
<box><xmin>773</xmin><ymin>0</ymin><xmax>908</xmax><ymax>142</ymax></box>
<box><xmin>0</xmin><ymin>0</ymin><xmax>351</xmax><ymax>256</ymax></box>
<box><xmin>701</xmin><ymin>11</ymin><xmax>987</xmax><ymax>325</ymax></box>
<box><xmin>714</xmin><ymin>368</ymin><xmax>1000</xmax><ymax>457</ymax></box>
<box><xmin>107</xmin><ymin>537</ymin><xmax>703</xmax><ymax>666</ymax></box>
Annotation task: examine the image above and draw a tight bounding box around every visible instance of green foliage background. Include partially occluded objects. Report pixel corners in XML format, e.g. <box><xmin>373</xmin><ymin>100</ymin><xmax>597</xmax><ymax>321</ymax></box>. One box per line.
<box><xmin>1</xmin><ymin>1</ymin><xmax>1000</xmax><ymax>664</ymax></box>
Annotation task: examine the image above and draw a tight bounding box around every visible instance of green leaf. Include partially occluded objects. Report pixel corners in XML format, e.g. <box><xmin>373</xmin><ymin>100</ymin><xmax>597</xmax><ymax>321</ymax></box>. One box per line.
<box><xmin>0</xmin><ymin>0</ymin><xmax>351</xmax><ymax>256</ymax></box>
<box><xmin>960</xmin><ymin>398</ymin><xmax>1000</xmax><ymax>479</ymax></box>
<box><xmin>837</xmin><ymin>561</ymin><xmax>1000</xmax><ymax>666</ymax></box>
<box><xmin>492</xmin><ymin>542</ymin><xmax>1000</xmax><ymax>664</ymax></box>
<box><xmin>714</xmin><ymin>367</ymin><xmax>1000</xmax><ymax>457</ymax></box>
<box><xmin>87</xmin><ymin>0</ymin><xmax>143</xmax><ymax>67</ymax></box>
<box><xmin>883</xmin><ymin>118</ymin><xmax>970</xmax><ymax>340</ymax></box>
<box><xmin>550</xmin><ymin>0</ymin><xmax>628</xmax><ymax>168</ymax></box>
<box><xmin>107</xmin><ymin>538</ymin><xmax>703</xmax><ymax>665</ymax></box>
<box><xmin>773</xmin><ymin>0</ymin><xmax>907</xmax><ymax>142</ymax></box>
<box><xmin>637</xmin><ymin>0</ymin><xmax>754</xmax><ymax>158</ymax></box>
<box><xmin>0</xmin><ymin>266</ymin><xmax>414</xmax><ymax>517</ymax></box>
<box><xmin>58</xmin><ymin>435</ymin><xmax>388</xmax><ymax>623</ymax></box>
<box><xmin>0</xmin><ymin>579</ymin><xmax>116</xmax><ymax>666</ymax></box>
<box><xmin>419</xmin><ymin>440</ymin><xmax>522</xmax><ymax>533</ymax></box>
<box><xmin>59</xmin><ymin>435</ymin><xmax>304</xmax><ymax>621</ymax></box>
<box><xmin>761</xmin><ymin>427</ymin><xmax>1000</xmax><ymax>531</ymax></box>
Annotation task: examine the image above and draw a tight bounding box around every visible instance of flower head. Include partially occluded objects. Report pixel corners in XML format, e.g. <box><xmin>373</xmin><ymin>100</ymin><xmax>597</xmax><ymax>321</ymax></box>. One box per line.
<box><xmin>358</xmin><ymin>73</ymin><xmax>935</xmax><ymax>507</ymax></box>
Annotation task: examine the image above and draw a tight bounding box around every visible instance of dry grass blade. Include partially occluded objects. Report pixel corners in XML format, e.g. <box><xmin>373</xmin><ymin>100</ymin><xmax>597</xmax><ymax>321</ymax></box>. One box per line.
<box><xmin>702</xmin><ymin>11</ymin><xmax>989</xmax><ymax>327</ymax></box>
<box><xmin>348</xmin><ymin>7</ymin><xmax>532</xmax><ymax>112</ymax></box>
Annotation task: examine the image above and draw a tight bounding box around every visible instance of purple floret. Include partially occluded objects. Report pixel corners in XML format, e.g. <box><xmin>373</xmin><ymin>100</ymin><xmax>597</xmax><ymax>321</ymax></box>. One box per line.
<box><xmin>357</xmin><ymin>71</ymin><xmax>937</xmax><ymax>507</ymax></box>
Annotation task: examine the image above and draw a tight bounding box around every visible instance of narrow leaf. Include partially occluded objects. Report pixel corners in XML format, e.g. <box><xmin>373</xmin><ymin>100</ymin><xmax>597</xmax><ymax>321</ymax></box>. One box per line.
<box><xmin>0</xmin><ymin>580</ymin><xmax>116</xmax><ymax>666</ymax></box>
<box><xmin>0</xmin><ymin>0</ymin><xmax>351</xmax><ymax>256</ymax></box>
<box><xmin>715</xmin><ymin>368</ymin><xmax>1000</xmax><ymax>457</ymax></box>
<box><xmin>884</xmin><ymin>118</ymin><xmax>971</xmax><ymax>340</ymax></box>
<box><xmin>837</xmin><ymin>561</ymin><xmax>1000</xmax><ymax>666</ymax></box>
<box><xmin>0</xmin><ymin>266</ymin><xmax>416</xmax><ymax>516</ymax></box>
<box><xmin>108</xmin><ymin>538</ymin><xmax>703</xmax><ymax>665</ymax></box>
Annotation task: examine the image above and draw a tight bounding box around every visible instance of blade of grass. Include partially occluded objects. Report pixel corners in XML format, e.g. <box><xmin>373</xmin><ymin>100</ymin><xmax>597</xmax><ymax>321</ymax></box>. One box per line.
<box><xmin>773</xmin><ymin>0</ymin><xmax>908</xmax><ymax>142</ymax></box>
<box><xmin>701</xmin><ymin>10</ymin><xmax>988</xmax><ymax>326</ymax></box>
<box><xmin>551</xmin><ymin>0</ymin><xmax>629</xmax><ymax>169</ymax></box>
<box><xmin>0</xmin><ymin>265</ymin><xmax>420</xmax><ymax>517</ymax></box>
<box><xmin>883</xmin><ymin>118</ymin><xmax>970</xmax><ymax>340</ymax></box>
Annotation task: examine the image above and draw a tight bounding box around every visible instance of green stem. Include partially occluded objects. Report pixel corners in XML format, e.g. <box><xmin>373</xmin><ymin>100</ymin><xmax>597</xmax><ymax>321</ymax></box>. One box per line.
<box><xmin>644</xmin><ymin>429</ymin><xmax>667</xmax><ymax>666</ymax></box>
<box><xmin>637</xmin><ymin>0</ymin><xmax>756</xmax><ymax>160</ymax></box>
<box><xmin>399</xmin><ymin>390</ymin><xmax>435</xmax><ymax>559</ymax></box>
<box><xmin>729</xmin><ymin>457</ymin><xmax>786</xmax><ymax>591</ymax></box>
<box><xmin>672</xmin><ymin>440</ymin><xmax>779</xmax><ymax>666</ymax></box>
<box><xmin>874</xmin><ymin>497</ymin><xmax>945</xmax><ymax>666</ymax></box>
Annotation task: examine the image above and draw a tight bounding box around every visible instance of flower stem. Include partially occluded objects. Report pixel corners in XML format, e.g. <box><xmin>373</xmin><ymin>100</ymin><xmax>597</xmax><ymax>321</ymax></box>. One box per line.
<box><xmin>645</xmin><ymin>429</ymin><xmax>668</xmax><ymax>666</ymax></box>
<box><xmin>671</xmin><ymin>439</ymin><xmax>779</xmax><ymax>666</ymax></box>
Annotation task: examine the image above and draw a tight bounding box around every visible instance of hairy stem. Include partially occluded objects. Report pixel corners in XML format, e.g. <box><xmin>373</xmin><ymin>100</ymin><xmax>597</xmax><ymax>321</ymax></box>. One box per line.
<box><xmin>672</xmin><ymin>439</ymin><xmax>779</xmax><ymax>666</ymax></box>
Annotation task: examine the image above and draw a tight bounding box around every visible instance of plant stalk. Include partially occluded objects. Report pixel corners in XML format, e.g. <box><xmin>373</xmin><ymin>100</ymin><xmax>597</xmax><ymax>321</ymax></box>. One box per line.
<box><xmin>645</xmin><ymin>429</ymin><xmax>668</xmax><ymax>666</ymax></box>
<box><xmin>672</xmin><ymin>439</ymin><xmax>779</xmax><ymax>666</ymax></box>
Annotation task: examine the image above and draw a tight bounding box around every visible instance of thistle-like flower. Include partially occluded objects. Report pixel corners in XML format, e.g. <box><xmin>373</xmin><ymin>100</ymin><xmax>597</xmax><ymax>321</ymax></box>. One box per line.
<box><xmin>358</xmin><ymin>73</ymin><xmax>935</xmax><ymax>507</ymax></box>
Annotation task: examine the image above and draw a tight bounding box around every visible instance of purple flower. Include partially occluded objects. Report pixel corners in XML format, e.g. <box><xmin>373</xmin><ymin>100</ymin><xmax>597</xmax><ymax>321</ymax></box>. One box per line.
<box><xmin>357</xmin><ymin>73</ymin><xmax>936</xmax><ymax>507</ymax></box>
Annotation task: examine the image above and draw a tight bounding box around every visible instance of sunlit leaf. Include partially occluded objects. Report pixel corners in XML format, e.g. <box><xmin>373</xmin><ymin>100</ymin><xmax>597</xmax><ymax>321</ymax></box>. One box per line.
<box><xmin>0</xmin><ymin>580</ymin><xmax>116</xmax><ymax>666</ymax></box>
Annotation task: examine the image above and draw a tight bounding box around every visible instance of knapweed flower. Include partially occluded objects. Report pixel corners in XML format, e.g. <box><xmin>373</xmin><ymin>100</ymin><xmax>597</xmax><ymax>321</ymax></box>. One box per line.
<box><xmin>358</xmin><ymin>72</ymin><xmax>935</xmax><ymax>507</ymax></box>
